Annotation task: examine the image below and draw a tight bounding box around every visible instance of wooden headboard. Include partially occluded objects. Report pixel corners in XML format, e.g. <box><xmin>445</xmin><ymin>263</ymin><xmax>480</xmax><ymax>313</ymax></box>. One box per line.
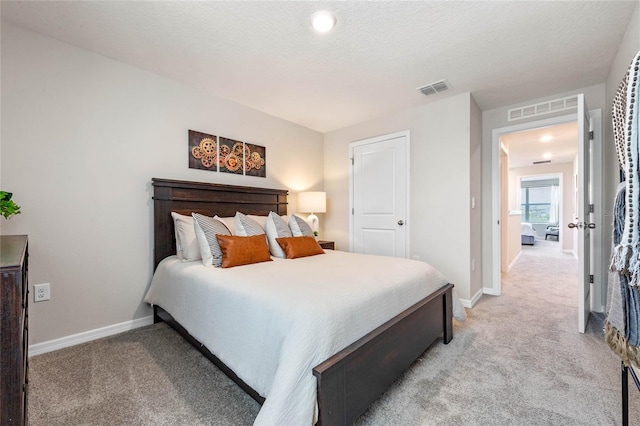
<box><xmin>152</xmin><ymin>178</ymin><xmax>288</xmax><ymax>269</ymax></box>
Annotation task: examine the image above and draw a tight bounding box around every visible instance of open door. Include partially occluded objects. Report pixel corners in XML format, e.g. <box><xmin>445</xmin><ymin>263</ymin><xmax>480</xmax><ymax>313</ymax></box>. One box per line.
<box><xmin>571</xmin><ymin>94</ymin><xmax>593</xmax><ymax>333</ymax></box>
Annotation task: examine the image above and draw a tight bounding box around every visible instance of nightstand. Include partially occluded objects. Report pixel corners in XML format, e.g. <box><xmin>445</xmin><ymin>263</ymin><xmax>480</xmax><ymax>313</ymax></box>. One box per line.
<box><xmin>318</xmin><ymin>240</ymin><xmax>335</xmax><ymax>250</ymax></box>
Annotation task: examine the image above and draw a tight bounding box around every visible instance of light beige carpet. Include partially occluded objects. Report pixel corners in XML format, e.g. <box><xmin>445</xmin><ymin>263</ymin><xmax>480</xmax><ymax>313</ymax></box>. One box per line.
<box><xmin>29</xmin><ymin>241</ymin><xmax>640</xmax><ymax>425</ymax></box>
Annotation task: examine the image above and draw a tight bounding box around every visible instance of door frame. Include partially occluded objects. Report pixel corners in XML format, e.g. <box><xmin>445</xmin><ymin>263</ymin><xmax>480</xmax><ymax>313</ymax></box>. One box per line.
<box><xmin>349</xmin><ymin>130</ymin><xmax>411</xmax><ymax>256</ymax></box>
<box><xmin>487</xmin><ymin>109</ymin><xmax>602</xmax><ymax>305</ymax></box>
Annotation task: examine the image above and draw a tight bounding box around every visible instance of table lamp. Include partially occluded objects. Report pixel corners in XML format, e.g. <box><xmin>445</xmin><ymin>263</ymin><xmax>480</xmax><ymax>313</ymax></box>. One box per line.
<box><xmin>297</xmin><ymin>191</ymin><xmax>326</xmax><ymax>235</ymax></box>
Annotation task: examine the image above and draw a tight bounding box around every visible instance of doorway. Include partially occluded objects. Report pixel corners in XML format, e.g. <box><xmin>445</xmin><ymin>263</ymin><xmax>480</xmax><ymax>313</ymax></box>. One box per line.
<box><xmin>488</xmin><ymin>103</ymin><xmax>603</xmax><ymax>332</ymax></box>
<box><xmin>504</xmin><ymin>118</ymin><xmax>575</xmax><ymax>255</ymax></box>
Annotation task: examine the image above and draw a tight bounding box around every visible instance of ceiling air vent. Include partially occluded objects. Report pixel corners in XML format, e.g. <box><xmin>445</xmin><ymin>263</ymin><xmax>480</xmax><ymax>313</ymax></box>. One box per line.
<box><xmin>532</xmin><ymin>160</ymin><xmax>551</xmax><ymax>165</ymax></box>
<box><xmin>418</xmin><ymin>79</ymin><xmax>451</xmax><ymax>96</ymax></box>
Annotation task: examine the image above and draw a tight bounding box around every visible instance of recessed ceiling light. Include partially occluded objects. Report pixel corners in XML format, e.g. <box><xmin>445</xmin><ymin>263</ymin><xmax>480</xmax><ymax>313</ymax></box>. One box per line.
<box><xmin>543</xmin><ymin>153</ymin><xmax>552</xmax><ymax>159</ymax></box>
<box><xmin>311</xmin><ymin>11</ymin><xmax>336</xmax><ymax>33</ymax></box>
<box><xmin>540</xmin><ymin>135</ymin><xmax>553</xmax><ymax>142</ymax></box>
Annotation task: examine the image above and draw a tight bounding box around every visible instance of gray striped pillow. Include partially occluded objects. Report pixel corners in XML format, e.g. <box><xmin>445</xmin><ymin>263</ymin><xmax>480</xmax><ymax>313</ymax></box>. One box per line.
<box><xmin>265</xmin><ymin>211</ymin><xmax>293</xmax><ymax>258</ymax></box>
<box><xmin>289</xmin><ymin>214</ymin><xmax>314</xmax><ymax>237</ymax></box>
<box><xmin>192</xmin><ymin>213</ymin><xmax>231</xmax><ymax>267</ymax></box>
<box><xmin>234</xmin><ymin>212</ymin><xmax>265</xmax><ymax>237</ymax></box>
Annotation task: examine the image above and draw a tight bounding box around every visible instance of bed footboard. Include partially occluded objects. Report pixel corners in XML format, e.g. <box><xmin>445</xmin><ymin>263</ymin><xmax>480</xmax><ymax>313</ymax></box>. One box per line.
<box><xmin>313</xmin><ymin>283</ymin><xmax>454</xmax><ymax>426</ymax></box>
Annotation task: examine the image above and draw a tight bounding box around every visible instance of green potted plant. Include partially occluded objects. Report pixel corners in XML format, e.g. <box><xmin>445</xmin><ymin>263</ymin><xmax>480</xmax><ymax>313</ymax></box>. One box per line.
<box><xmin>0</xmin><ymin>191</ymin><xmax>21</xmax><ymax>219</ymax></box>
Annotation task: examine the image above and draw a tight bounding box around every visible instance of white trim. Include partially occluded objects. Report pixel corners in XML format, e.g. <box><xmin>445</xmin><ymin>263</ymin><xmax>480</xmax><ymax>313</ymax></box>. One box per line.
<box><xmin>563</xmin><ymin>249</ymin><xmax>578</xmax><ymax>259</ymax></box>
<box><xmin>459</xmin><ymin>288</ymin><xmax>483</xmax><ymax>308</ymax></box>
<box><xmin>507</xmin><ymin>251</ymin><xmax>522</xmax><ymax>273</ymax></box>
<box><xmin>349</xmin><ymin>130</ymin><xmax>411</xmax><ymax>257</ymax></box>
<box><xmin>483</xmin><ymin>287</ymin><xmax>500</xmax><ymax>296</ymax></box>
<box><xmin>507</xmin><ymin>95</ymin><xmax>579</xmax><ymax>122</ymax></box>
<box><xmin>588</xmin><ymin>109</ymin><xmax>604</xmax><ymax>313</ymax></box>
<box><xmin>29</xmin><ymin>315</ymin><xmax>154</xmax><ymax>357</ymax></box>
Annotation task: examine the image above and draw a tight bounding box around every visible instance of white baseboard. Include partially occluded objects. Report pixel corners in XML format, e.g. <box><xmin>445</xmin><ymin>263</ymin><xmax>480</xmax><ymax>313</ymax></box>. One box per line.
<box><xmin>507</xmin><ymin>251</ymin><xmax>522</xmax><ymax>273</ymax></box>
<box><xmin>483</xmin><ymin>287</ymin><xmax>500</xmax><ymax>296</ymax></box>
<box><xmin>29</xmin><ymin>315</ymin><xmax>154</xmax><ymax>357</ymax></box>
<box><xmin>459</xmin><ymin>288</ymin><xmax>483</xmax><ymax>308</ymax></box>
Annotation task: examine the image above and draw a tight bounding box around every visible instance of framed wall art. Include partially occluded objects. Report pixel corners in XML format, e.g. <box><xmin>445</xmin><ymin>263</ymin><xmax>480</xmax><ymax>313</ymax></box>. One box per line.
<box><xmin>188</xmin><ymin>130</ymin><xmax>266</xmax><ymax>178</ymax></box>
<box><xmin>189</xmin><ymin>130</ymin><xmax>218</xmax><ymax>171</ymax></box>
<box><xmin>244</xmin><ymin>142</ymin><xmax>266</xmax><ymax>178</ymax></box>
<box><xmin>219</xmin><ymin>137</ymin><xmax>244</xmax><ymax>175</ymax></box>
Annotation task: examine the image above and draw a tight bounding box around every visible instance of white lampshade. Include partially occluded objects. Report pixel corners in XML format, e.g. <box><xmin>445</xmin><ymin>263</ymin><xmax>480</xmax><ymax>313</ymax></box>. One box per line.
<box><xmin>297</xmin><ymin>191</ymin><xmax>326</xmax><ymax>214</ymax></box>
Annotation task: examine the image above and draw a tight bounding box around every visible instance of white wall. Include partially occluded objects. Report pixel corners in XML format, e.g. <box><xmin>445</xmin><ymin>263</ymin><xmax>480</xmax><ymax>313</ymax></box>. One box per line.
<box><xmin>506</xmin><ymin>213</ymin><xmax>521</xmax><ymax>270</ymax></box>
<box><xmin>324</xmin><ymin>92</ymin><xmax>479</xmax><ymax>303</ymax></box>
<box><xmin>0</xmin><ymin>23</ymin><xmax>324</xmax><ymax>345</ymax></box>
<box><xmin>469</xmin><ymin>96</ymin><xmax>483</xmax><ymax>301</ymax></box>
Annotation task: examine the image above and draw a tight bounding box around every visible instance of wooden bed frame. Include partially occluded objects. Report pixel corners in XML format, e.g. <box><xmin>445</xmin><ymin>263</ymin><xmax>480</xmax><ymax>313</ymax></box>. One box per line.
<box><xmin>151</xmin><ymin>177</ymin><xmax>453</xmax><ymax>425</ymax></box>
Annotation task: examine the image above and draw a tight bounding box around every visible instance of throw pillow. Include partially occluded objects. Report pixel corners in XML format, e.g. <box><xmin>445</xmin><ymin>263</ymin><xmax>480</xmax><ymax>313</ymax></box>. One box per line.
<box><xmin>216</xmin><ymin>234</ymin><xmax>273</xmax><ymax>268</ymax></box>
<box><xmin>276</xmin><ymin>236</ymin><xmax>325</xmax><ymax>259</ymax></box>
<box><xmin>192</xmin><ymin>213</ymin><xmax>231</xmax><ymax>267</ymax></box>
<box><xmin>265</xmin><ymin>211</ymin><xmax>293</xmax><ymax>258</ymax></box>
<box><xmin>289</xmin><ymin>214</ymin><xmax>314</xmax><ymax>237</ymax></box>
<box><xmin>171</xmin><ymin>212</ymin><xmax>201</xmax><ymax>261</ymax></box>
<box><xmin>235</xmin><ymin>211</ymin><xmax>265</xmax><ymax>236</ymax></box>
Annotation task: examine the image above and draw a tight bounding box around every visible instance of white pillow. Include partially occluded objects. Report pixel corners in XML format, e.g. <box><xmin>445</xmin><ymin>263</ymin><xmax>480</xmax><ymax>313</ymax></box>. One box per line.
<box><xmin>265</xmin><ymin>211</ymin><xmax>293</xmax><ymax>258</ymax></box>
<box><xmin>289</xmin><ymin>214</ymin><xmax>314</xmax><ymax>237</ymax></box>
<box><xmin>215</xmin><ymin>216</ymin><xmax>236</xmax><ymax>235</ymax></box>
<box><xmin>192</xmin><ymin>213</ymin><xmax>231</xmax><ymax>267</ymax></box>
<box><xmin>235</xmin><ymin>212</ymin><xmax>265</xmax><ymax>236</ymax></box>
<box><xmin>172</xmin><ymin>214</ymin><xmax>184</xmax><ymax>261</ymax></box>
<box><xmin>248</xmin><ymin>215</ymin><xmax>269</xmax><ymax>230</ymax></box>
<box><xmin>171</xmin><ymin>212</ymin><xmax>201</xmax><ymax>261</ymax></box>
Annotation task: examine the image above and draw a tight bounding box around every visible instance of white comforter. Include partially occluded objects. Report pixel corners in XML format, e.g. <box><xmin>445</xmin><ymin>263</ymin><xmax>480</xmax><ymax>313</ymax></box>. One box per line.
<box><xmin>521</xmin><ymin>222</ymin><xmax>536</xmax><ymax>237</ymax></box>
<box><xmin>144</xmin><ymin>250</ymin><xmax>454</xmax><ymax>425</ymax></box>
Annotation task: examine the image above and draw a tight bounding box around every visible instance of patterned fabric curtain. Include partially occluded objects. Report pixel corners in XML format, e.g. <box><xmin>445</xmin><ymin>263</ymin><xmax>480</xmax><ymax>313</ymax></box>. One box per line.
<box><xmin>606</xmin><ymin>50</ymin><xmax>640</xmax><ymax>368</ymax></box>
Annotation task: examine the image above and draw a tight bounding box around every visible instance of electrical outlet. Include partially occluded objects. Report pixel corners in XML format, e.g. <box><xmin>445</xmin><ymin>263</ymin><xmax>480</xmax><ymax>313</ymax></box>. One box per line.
<box><xmin>34</xmin><ymin>283</ymin><xmax>50</xmax><ymax>302</ymax></box>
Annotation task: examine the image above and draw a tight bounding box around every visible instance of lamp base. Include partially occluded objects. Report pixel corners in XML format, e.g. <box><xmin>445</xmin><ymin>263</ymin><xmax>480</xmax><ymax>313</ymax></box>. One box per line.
<box><xmin>306</xmin><ymin>213</ymin><xmax>319</xmax><ymax>236</ymax></box>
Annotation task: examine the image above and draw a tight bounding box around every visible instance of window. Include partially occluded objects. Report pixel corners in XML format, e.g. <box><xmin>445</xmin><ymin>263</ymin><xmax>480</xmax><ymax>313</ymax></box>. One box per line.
<box><xmin>521</xmin><ymin>186</ymin><xmax>552</xmax><ymax>223</ymax></box>
<box><xmin>520</xmin><ymin>177</ymin><xmax>559</xmax><ymax>225</ymax></box>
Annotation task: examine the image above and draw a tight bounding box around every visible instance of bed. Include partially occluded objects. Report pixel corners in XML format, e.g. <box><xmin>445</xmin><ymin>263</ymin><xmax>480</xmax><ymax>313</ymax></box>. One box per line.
<box><xmin>521</xmin><ymin>222</ymin><xmax>536</xmax><ymax>245</ymax></box>
<box><xmin>146</xmin><ymin>178</ymin><xmax>456</xmax><ymax>425</ymax></box>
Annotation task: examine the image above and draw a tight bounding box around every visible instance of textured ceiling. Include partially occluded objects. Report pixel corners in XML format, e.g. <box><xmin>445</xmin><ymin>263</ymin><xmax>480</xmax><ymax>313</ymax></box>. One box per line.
<box><xmin>1</xmin><ymin>1</ymin><xmax>637</xmax><ymax>133</ymax></box>
<box><xmin>502</xmin><ymin>122</ymin><xmax>578</xmax><ymax>169</ymax></box>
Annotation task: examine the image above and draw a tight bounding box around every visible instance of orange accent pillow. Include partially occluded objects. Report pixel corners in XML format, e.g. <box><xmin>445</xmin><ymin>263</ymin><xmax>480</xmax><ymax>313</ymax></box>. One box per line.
<box><xmin>216</xmin><ymin>234</ymin><xmax>272</xmax><ymax>268</ymax></box>
<box><xmin>276</xmin><ymin>236</ymin><xmax>325</xmax><ymax>259</ymax></box>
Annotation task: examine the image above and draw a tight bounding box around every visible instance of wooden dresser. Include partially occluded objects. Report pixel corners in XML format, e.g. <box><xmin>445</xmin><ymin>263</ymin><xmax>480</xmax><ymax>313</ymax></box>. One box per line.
<box><xmin>1</xmin><ymin>235</ymin><xmax>29</xmax><ymax>425</ymax></box>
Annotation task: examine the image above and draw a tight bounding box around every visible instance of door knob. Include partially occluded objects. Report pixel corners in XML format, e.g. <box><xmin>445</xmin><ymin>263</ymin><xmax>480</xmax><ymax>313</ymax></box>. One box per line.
<box><xmin>398</xmin><ymin>220</ymin><xmax>404</xmax><ymax>226</ymax></box>
<box><xmin>568</xmin><ymin>222</ymin><xmax>579</xmax><ymax>229</ymax></box>
<box><xmin>587</xmin><ymin>223</ymin><xmax>596</xmax><ymax>229</ymax></box>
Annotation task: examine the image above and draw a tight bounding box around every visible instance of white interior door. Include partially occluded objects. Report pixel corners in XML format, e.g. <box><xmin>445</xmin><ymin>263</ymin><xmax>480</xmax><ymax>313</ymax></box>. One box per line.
<box><xmin>350</xmin><ymin>131</ymin><xmax>409</xmax><ymax>257</ymax></box>
<box><xmin>573</xmin><ymin>94</ymin><xmax>592</xmax><ymax>334</ymax></box>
